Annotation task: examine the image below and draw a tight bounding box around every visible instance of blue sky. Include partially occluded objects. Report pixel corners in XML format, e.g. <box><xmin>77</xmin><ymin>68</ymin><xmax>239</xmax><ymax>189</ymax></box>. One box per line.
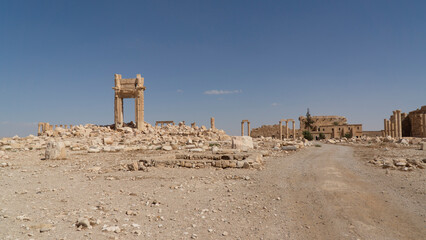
<box><xmin>1</xmin><ymin>0</ymin><xmax>425</xmax><ymax>137</ymax></box>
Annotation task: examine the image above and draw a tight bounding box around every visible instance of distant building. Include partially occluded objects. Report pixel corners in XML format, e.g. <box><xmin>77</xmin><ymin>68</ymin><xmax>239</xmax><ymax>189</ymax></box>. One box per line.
<box><xmin>250</xmin><ymin>115</ymin><xmax>362</xmax><ymax>140</ymax></box>
<box><xmin>299</xmin><ymin>115</ymin><xmax>362</xmax><ymax>140</ymax></box>
<box><xmin>384</xmin><ymin>105</ymin><xmax>426</xmax><ymax>138</ymax></box>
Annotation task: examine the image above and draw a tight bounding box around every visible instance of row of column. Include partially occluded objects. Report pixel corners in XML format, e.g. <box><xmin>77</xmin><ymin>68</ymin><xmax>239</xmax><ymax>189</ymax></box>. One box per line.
<box><xmin>383</xmin><ymin>110</ymin><xmax>402</xmax><ymax>138</ymax></box>
<box><xmin>279</xmin><ymin>119</ymin><xmax>296</xmax><ymax>140</ymax></box>
<box><xmin>38</xmin><ymin>122</ymin><xmax>73</xmax><ymax>135</ymax></box>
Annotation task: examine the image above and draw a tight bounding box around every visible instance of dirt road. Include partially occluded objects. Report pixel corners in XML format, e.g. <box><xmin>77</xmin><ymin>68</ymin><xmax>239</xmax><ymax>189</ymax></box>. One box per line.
<box><xmin>254</xmin><ymin>143</ymin><xmax>426</xmax><ymax>240</ymax></box>
<box><xmin>1</xmin><ymin>144</ymin><xmax>425</xmax><ymax>239</ymax></box>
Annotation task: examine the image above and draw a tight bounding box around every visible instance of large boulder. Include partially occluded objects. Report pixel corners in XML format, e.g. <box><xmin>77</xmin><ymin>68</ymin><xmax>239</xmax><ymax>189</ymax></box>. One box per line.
<box><xmin>232</xmin><ymin>136</ymin><xmax>254</xmax><ymax>151</ymax></box>
<box><xmin>45</xmin><ymin>141</ymin><xmax>67</xmax><ymax>160</ymax></box>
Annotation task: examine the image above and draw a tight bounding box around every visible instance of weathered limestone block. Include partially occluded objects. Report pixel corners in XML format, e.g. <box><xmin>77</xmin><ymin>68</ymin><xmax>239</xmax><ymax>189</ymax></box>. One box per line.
<box><xmin>282</xmin><ymin>145</ymin><xmax>297</xmax><ymax>151</ymax></box>
<box><xmin>231</xmin><ymin>136</ymin><xmax>253</xmax><ymax>151</ymax></box>
<box><xmin>88</xmin><ymin>146</ymin><xmax>101</xmax><ymax>153</ymax></box>
<box><xmin>420</xmin><ymin>142</ymin><xmax>426</xmax><ymax>151</ymax></box>
<box><xmin>103</xmin><ymin>137</ymin><xmax>113</xmax><ymax>145</ymax></box>
<box><xmin>45</xmin><ymin>141</ymin><xmax>67</xmax><ymax>160</ymax></box>
<box><xmin>393</xmin><ymin>158</ymin><xmax>407</xmax><ymax>166</ymax></box>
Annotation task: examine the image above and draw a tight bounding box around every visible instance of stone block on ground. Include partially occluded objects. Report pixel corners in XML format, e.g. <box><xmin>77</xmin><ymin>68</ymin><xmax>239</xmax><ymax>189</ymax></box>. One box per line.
<box><xmin>45</xmin><ymin>141</ymin><xmax>67</xmax><ymax>160</ymax></box>
<box><xmin>282</xmin><ymin>145</ymin><xmax>298</xmax><ymax>151</ymax></box>
<box><xmin>232</xmin><ymin>136</ymin><xmax>254</xmax><ymax>151</ymax></box>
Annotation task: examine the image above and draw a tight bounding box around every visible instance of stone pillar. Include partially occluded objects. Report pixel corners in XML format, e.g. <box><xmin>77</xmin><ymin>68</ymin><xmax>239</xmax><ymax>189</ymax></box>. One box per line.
<box><xmin>292</xmin><ymin>121</ymin><xmax>296</xmax><ymax>140</ymax></box>
<box><xmin>247</xmin><ymin>122</ymin><xmax>251</xmax><ymax>136</ymax></box>
<box><xmin>211</xmin><ymin>117</ymin><xmax>215</xmax><ymax>129</ymax></box>
<box><xmin>279</xmin><ymin>121</ymin><xmax>283</xmax><ymax>140</ymax></box>
<box><xmin>391</xmin><ymin>122</ymin><xmax>395</xmax><ymax>138</ymax></box>
<box><xmin>241</xmin><ymin>122</ymin><xmax>244</xmax><ymax>136</ymax></box>
<box><xmin>383</xmin><ymin>119</ymin><xmax>387</xmax><ymax>136</ymax></box>
<box><xmin>135</xmin><ymin>74</ymin><xmax>145</xmax><ymax>130</ymax></box>
<box><xmin>423</xmin><ymin>114</ymin><xmax>426</xmax><ymax>137</ymax></box>
<box><xmin>38</xmin><ymin>123</ymin><xmax>42</xmax><ymax>135</ymax></box>
<box><xmin>70</xmin><ymin>125</ymin><xmax>73</xmax><ymax>129</ymax></box>
<box><xmin>386</xmin><ymin>119</ymin><xmax>391</xmax><ymax>137</ymax></box>
<box><xmin>191</xmin><ymin>122</ymin><xmax>196</xmax><ymax>128</ymax></box>
<box><xmin>114</xmin><ymin>95</ymin><xmax>123</xmax><ymax>128</ymax></box>
<box><xmin>114</xmin><ymin>74</ymin><xmax>122</xmax><ymax>128</ymax></box>
<box><xmin>285</xmin><ymin>120</ymin><xmax>289</xmax><ymax>139</ymax></box>
<box><xmin>396</xmin><ymin>110</ymin><xmax>402</xmax><ymax>138</ymax></box>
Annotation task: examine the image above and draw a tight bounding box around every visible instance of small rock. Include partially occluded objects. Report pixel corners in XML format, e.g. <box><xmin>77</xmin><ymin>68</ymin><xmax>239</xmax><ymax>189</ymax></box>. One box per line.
<box><xmin>162</xmin><ymin>145</ymin><xmax>173</xmax><ymax>151</ymax></box>
<box><xmin>102</xmin><ymin>225</ymin><xmax>121</xmax><ymax>233</ymax></box>
<box><xmin>76</xmin><ymin>217</ymin><xmax>91</xmax><ymax>229</ymax></box>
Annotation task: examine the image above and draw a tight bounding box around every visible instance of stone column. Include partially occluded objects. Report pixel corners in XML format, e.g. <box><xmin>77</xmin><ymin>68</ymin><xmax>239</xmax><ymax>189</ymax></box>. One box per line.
<box><xmin>391</xmin><ymin>122</ymin><xmax>395</xmax><ymax>138</ymax></box>
<box><xmin>392</xmin><ymin>111</ymin><xmax>396</xmax><ymax>138</ymax></box>
<box><xmin>114</xmin><ymin>94</ymin><xmax>122</xmax><ymax>128</ymax></box>
<box><xmin>396</xmin><ymin>110</ymin><xmax>402</xmax><ymax>138</ymax></box>
<box><xmin>279</xmin><ymin>121</ymin><xmax>283</xmax><ymax>140</ymax></box>
<box><xmin>114</xmin><ymin>74</ymin><xmax>122</xmax><ymax>128</ymax></box>
<box><xmin>383</xmin><ymin>119</ymin><xmax>387</xmax><ymax>136</ymax></box>
<box><xmin>247</xmin><ymin>122</ymin><xmax>251</xmax><ymax>136</ymax></box>
<box><xmin>423</xmin><ymin>114</ymin><xmax>426</xmax><ymax>137</ymax></box>
<box><xmin>292</xmin><ymin>120</ymin><xmax>296</xmax><ymax>140</ymax></box>
<box><xmin>386</xmin><ymin>119</ymin><xmax>392</xmax><ymax>136</ymax></box>
<box><xmin>211</xmin><ymin>117</ymin><xmax>215</xmax><ymax>129</ymax></box>
<box><xmin>285</xmin><ymin>120</ymin><xmax>289</xmax><ymax>139</ymax></box>
<box><xmin>241</xmin><ymin>122</ymin><xmax>244</xmax><ymax>136</ymax></box>
<box><xmin>135</xmin><ymin>74</ymin><xmax>145</xmax><ymax>130</ymax></box>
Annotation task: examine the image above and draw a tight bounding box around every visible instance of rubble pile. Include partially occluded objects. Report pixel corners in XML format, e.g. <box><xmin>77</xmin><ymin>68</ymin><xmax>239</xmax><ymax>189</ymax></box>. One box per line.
<box><xmin>369</xmin><ymin>157</ymin><xmax>426</xmax><ymax>171</ymax></box>
<box><xmin>324</xmin><ymin>136</ymin><xmax>426</xmax><ymax>150</ymax></box>
<box><xmin>0</xmin><ymin>122</ymin><xmax>311</xmax><ymax>169</ymax></box>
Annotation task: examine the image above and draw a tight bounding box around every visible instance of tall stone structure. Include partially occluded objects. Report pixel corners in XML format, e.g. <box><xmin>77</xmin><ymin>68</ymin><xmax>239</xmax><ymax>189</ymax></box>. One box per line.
<box><xmin>383</xmin><ymin>106</ymin><xmax>426</xmax><ymax>138</ymax></box>
<box><xmin>113</xmin><ymin>74</ymin><xmax>146</xmax><ymax>130</ymax></box>
<box><xmin>241</xmin><ymin>120</ymin><xmax>250</xmax><ymax>136</ymax></box>
<box><xmin>279</xmin><ymin>119</ymin><xmax>296</xmax><ymax>140</ymax></box>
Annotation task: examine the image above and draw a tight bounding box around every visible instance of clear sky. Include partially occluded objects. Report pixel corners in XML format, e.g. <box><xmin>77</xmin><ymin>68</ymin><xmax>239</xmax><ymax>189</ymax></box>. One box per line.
<box><xmin>1</xmin><ymin>0</ymin><xmax>425</xmax><ymax>137</ymax></box>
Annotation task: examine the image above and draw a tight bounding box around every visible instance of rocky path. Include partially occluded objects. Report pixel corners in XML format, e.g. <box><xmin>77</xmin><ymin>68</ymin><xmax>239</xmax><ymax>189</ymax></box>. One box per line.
<box><xmin>254</xmin><ymin>144</ymin><xmax>426</xmax><ymax>240</ymax></box>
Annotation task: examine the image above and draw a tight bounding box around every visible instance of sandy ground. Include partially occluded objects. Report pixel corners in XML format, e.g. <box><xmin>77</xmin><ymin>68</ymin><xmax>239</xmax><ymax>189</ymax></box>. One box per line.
<box><xmin>1</xmin><ymin>144</ymin><xmax>425</xmax><ymax>240</ymax></box>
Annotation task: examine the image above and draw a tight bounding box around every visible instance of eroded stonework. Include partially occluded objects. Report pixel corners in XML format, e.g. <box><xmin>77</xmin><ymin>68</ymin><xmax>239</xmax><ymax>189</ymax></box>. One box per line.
<box><xmin>113</xmin><ymin>74</ymin><xmax>146</xmax><ymax>130</ymax></box>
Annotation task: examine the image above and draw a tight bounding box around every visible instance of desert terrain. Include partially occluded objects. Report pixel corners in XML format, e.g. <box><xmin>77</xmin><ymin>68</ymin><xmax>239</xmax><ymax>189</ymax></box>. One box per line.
<box><xmin>1</xmin><ymin>129</ymin><xmax>425</xmax><ymax>240</ymax></box>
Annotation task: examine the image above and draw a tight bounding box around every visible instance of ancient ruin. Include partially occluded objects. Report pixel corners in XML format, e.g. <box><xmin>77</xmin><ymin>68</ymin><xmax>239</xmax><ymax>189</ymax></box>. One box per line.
<box><xmin>299</xmin><ymin>115</ymin><xmax>362</xmax><ymax>139</ymax></box>
<box><xmin>251</xmin><ymin>115</ymin><xmax>362</xmax><ymax>139</ymax></box>
<box><xmin>38</xmin><ymin>122</ymin><xmax>73</xmax><ymax>136</ymax></box>
<box><xmin>155</xmin><ymin>121</ymin><xmax>175</xmax><ymax>127</ymax></box>
<box><xmin>211</xmin><ymin>117</ymin><xmax>215</xmax><ymax>129</ymax></box>
<box><xmin>113</xmin><ymin>74</ymin><xmax>146</xmax><ymax>130</ymax></box>
<box><xmin>279</xmin><ymin>119</ymin><xmax>296</xmax><ymax>140</ymax></box>
<box><xmin>383</xmin><ymin>105</ymin><xmax>426</xmax><ymax>137</ymax></box>
<box><xmin>241</xmin><ymin>120</ymin><xmax>251</xmax><ymax>136</ymax></box>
